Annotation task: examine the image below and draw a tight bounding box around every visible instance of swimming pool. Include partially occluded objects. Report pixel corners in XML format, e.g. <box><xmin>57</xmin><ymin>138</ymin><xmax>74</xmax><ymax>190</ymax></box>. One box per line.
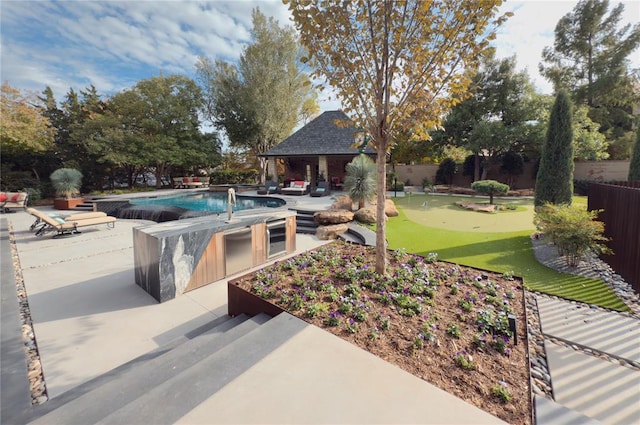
<box><xmin>130</xmin><ymin>192</ymin><xmax>286</xmax><ymax>213</ymax></box>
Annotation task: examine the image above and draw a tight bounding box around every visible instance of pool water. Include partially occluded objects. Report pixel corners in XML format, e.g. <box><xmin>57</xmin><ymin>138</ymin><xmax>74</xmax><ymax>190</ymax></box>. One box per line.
<box><xmin>130</xmin><ymin>192</ymin><xmax>286</xmax><ymax>213</ymax></box>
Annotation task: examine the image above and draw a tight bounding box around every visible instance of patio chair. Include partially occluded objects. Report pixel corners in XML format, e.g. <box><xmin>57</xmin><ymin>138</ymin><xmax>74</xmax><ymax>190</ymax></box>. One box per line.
<box><xmin>257</xmin><ymin>180</ymin><xmax>280</xmax><ymax>195</ymax></box>
<box><xmin>310</xmin><ymin>181</ymin><xmax>331</xmax><ymax>197</ymax></box>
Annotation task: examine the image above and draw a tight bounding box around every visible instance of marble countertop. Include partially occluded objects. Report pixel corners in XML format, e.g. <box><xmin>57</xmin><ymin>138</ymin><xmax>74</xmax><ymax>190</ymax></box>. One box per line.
<box><xmin>134</xmin><ymin>210</ymin><xmax>295</xmax><ymax>238</ymax></box>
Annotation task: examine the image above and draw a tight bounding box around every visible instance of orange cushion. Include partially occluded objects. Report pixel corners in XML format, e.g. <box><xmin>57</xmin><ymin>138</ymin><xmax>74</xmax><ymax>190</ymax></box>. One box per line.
<box><xmin>183</xmin><ymin>178</ymin><xmax>189</xmax><ymax>183</ymax></box>
<box><xmin>293</xmin><ymin>181</ymin><xmax>304</xmax><ymax>188</ymax></box>
<box><xmin>11</xmin><ymin>193</ymin><xmax>20</xmax><ymax>202</ymax></box>
<box><xmin>0</xmin><ymin>193</ymin><xmax>6</xmax><ymax>202</ymax></box>
<box><xmin>193</xmin><ymin>177</ymin><xmax>199</xmax><ymax>182</ymax></box>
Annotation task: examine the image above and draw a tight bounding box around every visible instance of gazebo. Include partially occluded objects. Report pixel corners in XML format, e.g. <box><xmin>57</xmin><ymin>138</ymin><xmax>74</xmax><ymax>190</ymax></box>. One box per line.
<box><xmin>261</xmin><ymin>110</ymin><xmax>376</xmax><ymax>189</ymax></box>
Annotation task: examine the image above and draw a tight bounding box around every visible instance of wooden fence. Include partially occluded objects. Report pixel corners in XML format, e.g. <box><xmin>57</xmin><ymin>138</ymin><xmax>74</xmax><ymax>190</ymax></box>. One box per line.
<box><xmin>588</xmin><ymin>182</ymin><xmax>640</xmax><ymax>293</ymax></box>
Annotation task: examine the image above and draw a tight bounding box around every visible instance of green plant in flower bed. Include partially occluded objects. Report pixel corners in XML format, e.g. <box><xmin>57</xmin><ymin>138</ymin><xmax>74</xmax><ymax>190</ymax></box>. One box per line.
<box><xmin>305</xmin><ymin>302</ymin><xmax>329</xmax><ymax>318</ymax></box>
<box><xmin>446</xmin><ymin>323</ymin><xmax>461</xmax><ymax>338</ymax></box>
<box><xmin>491</xmin><ymin>382</ymin><xmax>512</xmax><ymax>403</ymax></box>
<box><xmin>454</xmin><ymin>351</ymin><xmax>476</xmax><ymax>370</ymax></box>
<box><xmin>238</xmin><ymin>241</ymin><xmax>529</xmax><ymax>424</ymax></box>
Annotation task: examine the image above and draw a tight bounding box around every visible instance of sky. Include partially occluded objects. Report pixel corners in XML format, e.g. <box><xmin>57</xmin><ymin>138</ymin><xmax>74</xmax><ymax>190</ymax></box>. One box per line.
<box><xmin>1</xmin><ymin>0</ymin><xmax>639</xmax><ymax>115</ymax></box>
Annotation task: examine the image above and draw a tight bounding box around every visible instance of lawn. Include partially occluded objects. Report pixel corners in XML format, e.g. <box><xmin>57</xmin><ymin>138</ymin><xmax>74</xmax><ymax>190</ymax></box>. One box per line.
<box><xmin>386</xmin><ymin>194</ymin><xmax>629</xmax><ymax>312</ymax></box>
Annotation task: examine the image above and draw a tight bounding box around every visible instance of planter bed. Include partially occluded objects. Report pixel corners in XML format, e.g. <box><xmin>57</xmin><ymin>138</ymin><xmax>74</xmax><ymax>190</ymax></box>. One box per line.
<box><xmin>228</xmin><ymin>240</ymin><xmax>532</xmax><ymax>424</ymax></box>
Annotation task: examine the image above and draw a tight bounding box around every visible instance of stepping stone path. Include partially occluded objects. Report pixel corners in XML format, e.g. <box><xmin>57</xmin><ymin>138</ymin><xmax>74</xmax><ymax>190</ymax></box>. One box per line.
<box><xmin>534</xmin><ymin>295</ymin><xmax>640</xmax><ymax>425</ymax></box>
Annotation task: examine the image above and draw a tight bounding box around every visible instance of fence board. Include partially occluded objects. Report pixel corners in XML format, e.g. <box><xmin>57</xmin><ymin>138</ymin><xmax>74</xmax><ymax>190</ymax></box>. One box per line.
<box><xmin>588</xmin><ymin>182</ymin><xmax>640</xmax><ymax>293</ymax></box>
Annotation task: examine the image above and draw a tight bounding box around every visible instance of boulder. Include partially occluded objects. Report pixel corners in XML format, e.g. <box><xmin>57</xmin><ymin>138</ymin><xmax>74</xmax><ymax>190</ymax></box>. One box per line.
<box><xmin>385</xmin><ymin>199</ymin><xmax>399</xmax><ymax>217</ymax></box>
<box><xmin>331</xmin><ymin>195</ymin><xmax>353</xmax><ymax>211</ymax></box>
<box><xmin>316</xmin><ymin>223</ymin><xmax>348</xmax><ymax>240</ymax></box>
<box><xmin>314</xmin><ymin>209</ymin><xmax>354</xmax><ymax>225</ymax></box>
<box><xmin>354</xmin><ymin>206</ymin><xmax>387</xmax><ymax>224</ymax></box>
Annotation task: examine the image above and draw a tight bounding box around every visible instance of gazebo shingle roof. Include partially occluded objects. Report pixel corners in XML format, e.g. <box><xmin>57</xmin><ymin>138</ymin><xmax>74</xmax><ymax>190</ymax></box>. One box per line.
<box><xmin>261</xmin><ymin>110</ymin><xmax>375</xmax><ymax>157</ymax></box>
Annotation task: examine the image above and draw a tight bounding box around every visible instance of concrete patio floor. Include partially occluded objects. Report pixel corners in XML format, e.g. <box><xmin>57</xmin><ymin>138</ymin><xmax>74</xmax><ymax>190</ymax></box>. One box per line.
<box><xmin>1</xmin><ymin>191</ymin><xmax>505</xmax><ymax>424</ymax></box>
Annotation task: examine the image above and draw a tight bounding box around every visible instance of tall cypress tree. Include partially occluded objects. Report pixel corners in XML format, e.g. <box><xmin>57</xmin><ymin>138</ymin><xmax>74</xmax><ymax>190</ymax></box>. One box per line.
<box><xmin>535</xmin><ymin>89</ymin><xmax>574</xmax><ymax>206</ymax></box>
<box><xmin>629</xmin><ymin>126</ymin><xmax>640</xmax><ymax>182</ymax></box>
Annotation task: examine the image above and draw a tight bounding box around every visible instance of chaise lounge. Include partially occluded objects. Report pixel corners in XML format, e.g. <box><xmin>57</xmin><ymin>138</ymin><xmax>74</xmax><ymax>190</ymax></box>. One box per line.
<box><xmin>26</xmin><ymin>208</ymin><xmax>116</xmax><ymax>237</ymax></box>
<box><xmin>257</xmin><ymin>180</ymin><xmax>280</xmax><ymax>195</ymax></box>
<box><xmin>310</xmin><ymin>181</ymin><xmax>331</xmax><ymax>197</ymax></box>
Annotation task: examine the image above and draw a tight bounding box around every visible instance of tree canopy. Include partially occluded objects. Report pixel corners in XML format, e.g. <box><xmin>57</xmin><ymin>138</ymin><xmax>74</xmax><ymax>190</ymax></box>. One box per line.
<box><xmin>539</xmin><ymin>0</ymin><xmax>640</xmax><ymax>159</ymax></box>
<box><xmin>435</xmin><ymin>54</ymin><xmax>542</xmax><ymax>181</ymax></box>
<box><xmin>196</xmin><ymin>8</ymin><xmax>317</xmax><ymax>183</ymax></box>
<box><xmin>286</xmin><ymin>0</ymin><xmax>511</xmax><ymax>274</ymax></box>
<box><xmin>1</xmin><ymin>83</ymin><xmax>55</xmax><ymax>155</ymax></box>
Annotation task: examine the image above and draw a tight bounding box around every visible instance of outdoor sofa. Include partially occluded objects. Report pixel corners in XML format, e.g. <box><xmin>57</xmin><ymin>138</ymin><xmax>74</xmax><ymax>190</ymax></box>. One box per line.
<box><xmin>173</xmin><ymin>177</ymin><xmax>210</xmax><ymax>189</ymax></box>
<box><xmin>1</xmin><ymin>191</ymin><xmax>28</xmax><ymax>213</ymax></box>
<box><xmin>280</xmin><ymin>180</ymin><xmax>310</xmax><ymax>196</ymax></box>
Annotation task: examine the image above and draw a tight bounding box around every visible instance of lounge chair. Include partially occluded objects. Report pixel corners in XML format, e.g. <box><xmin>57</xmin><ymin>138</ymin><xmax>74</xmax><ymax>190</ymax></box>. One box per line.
<box><xmin>257</xmin><ymin>180</ymin><xmax>280</xmax><ymax>195</ymax></box>
<box><xmin>310</xmin><ymin>181</ymin><xmax>331</xmax><ymax>197</ymax></box>
<box><xmin>26</xmin><ymin>208</ymin><xmax>116</xmax><ymax>237</ymax></box>
<box><xmin>27</xmin><ymin>208</ymin><xmax>111</xmax><ymax>231</ymax></box>
<box><xmin>280</xmin><ymin>180</ymin><xmax>310</xmax><ymax>196</ymax></box>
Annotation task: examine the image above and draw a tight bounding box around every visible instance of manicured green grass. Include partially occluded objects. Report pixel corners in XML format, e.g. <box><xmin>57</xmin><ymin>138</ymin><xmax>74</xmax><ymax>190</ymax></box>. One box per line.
<box><xmin>386</xmin><ymin>195</ymin><xmax>629</xmax><ymax>312</ymax></box>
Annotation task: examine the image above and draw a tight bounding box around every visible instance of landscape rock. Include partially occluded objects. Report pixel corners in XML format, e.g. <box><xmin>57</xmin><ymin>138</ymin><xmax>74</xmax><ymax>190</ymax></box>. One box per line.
<box><xmin>384</xmin><ymin>199</ymin><xmax>399</xmax><ymax>217</ymax></box>
<box><xmin>330</xmin><ymin>195</ymin><xmax>353</xmax><ymax>211</ymax></box>
<box><xmin>314</xmin><ymin>209</ymin><xmax>354</xmax><ymax>225</ymax></box>
<box><xmin>316</xmin><ymin>224</ymin><xmax>348</xmax><ymax>240</ymax></box>
<box><xmin>354</xmin><ymin>206</ymin><xmax>381</xmax><ymax>224</ymax></box>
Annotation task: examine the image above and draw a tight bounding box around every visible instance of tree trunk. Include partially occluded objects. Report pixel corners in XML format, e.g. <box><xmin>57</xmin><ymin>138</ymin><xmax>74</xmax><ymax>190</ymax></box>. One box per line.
<box><xmin>474</xmin><ymin>153</ymin><xmax>481</xmax><ymax>182</ymax></box>
<box><xmin>155</xmin><ymin>164</ymin><xmax>165</xmax><ymax>189</ymax></box>
<box><xmin>481</xmin><ymin>165</ymin><xmax>489</xmax><ymax>180</ymax></box>
<box><xmin>258</xmin><ymin>157</ymin><xmax>267</xmax><ymax>185</ymax></box>
<box><xmin>375</xmin><ymin>145</ymin><xmax>387</xmax><ymax>276</ymax></box>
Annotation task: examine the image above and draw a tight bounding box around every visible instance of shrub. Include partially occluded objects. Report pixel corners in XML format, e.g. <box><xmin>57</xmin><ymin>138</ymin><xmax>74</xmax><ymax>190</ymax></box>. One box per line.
<box><xmin>389</xmin><ymin>181</ymin><xmax>404</xmax><ymax>192</ymax></box>
<box><xmin>209</xmin><ymin>169</ymin><xmax>259</xmax><ymax>185</ymax></box>
<box><xmin>629</xmin><ymin>126</ymin><xmax>640</xmax><ymax>181</ymax></box>
<box><xmin>534</xmin><ymin>203</ymin><xmax>612</xmax><ymax>266</ymax></box>
<box><xmin>535</xmin><ymin>89</ymin><xmax>574</xmax><ymax>207</ymax></box>
<box><xmin>23</xmin><ymin>187</ymin><xmax>41</xmax><ymax>205</ymax></box>
<box><xmin>471</xmin><ymin>180</ymin><xmax>509</xmax><ymax>205</ymax></box>
<box><xmin>436</xmin><ymin>158</ymin><xmax>457</xmax><ymax>186</ymax></box>
<box><xmin>50</xmin><ymin>168</ymin><xmax>83</xmax><ymax>199</ymax></box>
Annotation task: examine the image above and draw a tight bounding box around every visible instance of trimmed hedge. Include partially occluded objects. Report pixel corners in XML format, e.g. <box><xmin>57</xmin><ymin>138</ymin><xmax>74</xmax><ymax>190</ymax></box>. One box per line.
<box><xmin>209</xmin><ymin>169</ymin><xmax>259</xmax><ymax>185</ymax></box>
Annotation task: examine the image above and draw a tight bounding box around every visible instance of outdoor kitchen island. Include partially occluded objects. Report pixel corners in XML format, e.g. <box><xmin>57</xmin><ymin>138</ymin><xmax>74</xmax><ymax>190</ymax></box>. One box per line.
<box><xmin>133</xmin><ymin>211</ymin><xmax>296</xmax><ymax>303</ymax></box>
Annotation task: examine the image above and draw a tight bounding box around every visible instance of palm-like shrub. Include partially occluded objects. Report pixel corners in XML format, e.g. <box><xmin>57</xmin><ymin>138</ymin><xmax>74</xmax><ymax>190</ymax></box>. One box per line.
<box><xmin>344</xmin><ymin>154</ymin><xmax>376</xmax><ymax>209</ymax></box>
<box><xmin>50</xmin><ymin>168</ymin><xmax>83</xmax><ymax>199</ymax></box>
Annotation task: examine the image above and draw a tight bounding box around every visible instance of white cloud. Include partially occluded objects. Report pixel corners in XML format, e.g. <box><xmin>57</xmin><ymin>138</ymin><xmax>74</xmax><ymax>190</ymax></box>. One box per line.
<box><xmin>1</xmin><ymin>0</ymin><xmax>637</xmax><ymax>115</ymax></box>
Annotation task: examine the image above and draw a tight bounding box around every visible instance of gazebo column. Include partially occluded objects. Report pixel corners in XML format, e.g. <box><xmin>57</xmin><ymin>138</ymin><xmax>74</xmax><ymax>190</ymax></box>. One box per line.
<box><xmin>318</xmin><ymin>155</ymin><xmax>328</xmax><ymax>182</ymax></box>
<box><xmin>267</xmin><ymin>157</ymin><xmax>278</xmax><ymax>181</ymax></box>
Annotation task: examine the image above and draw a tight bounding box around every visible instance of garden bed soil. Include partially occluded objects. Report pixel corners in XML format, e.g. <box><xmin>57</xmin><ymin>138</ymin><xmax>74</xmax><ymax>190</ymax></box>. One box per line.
<box><xmin>231</xmin><ymin>241</ymin><xmax>531</xmax><ymax>424</ymax></box>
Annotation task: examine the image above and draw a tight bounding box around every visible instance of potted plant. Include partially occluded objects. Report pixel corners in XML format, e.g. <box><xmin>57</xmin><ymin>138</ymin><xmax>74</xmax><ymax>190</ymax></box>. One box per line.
<box><xmin>50</xmin><ymin>168</ymin><xmax>84</xmax><ymax>210</ymax></box>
